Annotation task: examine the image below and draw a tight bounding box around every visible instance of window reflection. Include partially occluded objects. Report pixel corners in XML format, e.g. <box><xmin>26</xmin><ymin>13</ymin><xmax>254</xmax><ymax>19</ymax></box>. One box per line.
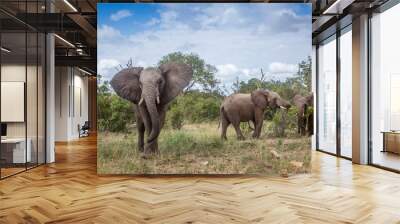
<box><xmin>371</xmin><ymin>3</ymin><xmax>400</xmax><ymax>171</ymax></box>
<box><xmin>318</xmin><ymin>35</ymin><xmax>337</xmax><ymax>154</ymax></box>
<box><xmin>340</xmin><ymin>27</ymin><xmax>352</xmax><ymax>158</ymax></box>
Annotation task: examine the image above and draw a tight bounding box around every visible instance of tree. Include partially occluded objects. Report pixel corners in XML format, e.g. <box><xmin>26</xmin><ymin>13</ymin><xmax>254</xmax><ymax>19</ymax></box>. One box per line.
<box><xmin>158</xmin><ymin>52</ymin><xmax>219</xmax><ymax>92</ymax></box>
<box><xmin>231</xmin><ymin>77</ymin><xmax>240</xmax><ymax>93</ymax></box>
<box><xmin>290</xmin><ymin>56</ymin><xmax>312</xmax><ymax>94</ymax></box>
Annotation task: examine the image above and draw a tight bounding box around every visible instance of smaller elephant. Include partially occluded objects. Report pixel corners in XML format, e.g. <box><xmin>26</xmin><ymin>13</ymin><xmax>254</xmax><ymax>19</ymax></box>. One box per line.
<box><xmin>293</xmin><ymin>93</ymin><xmax>314</xmax><ymax>136</ymax></box>
<box><xmin>220</xmin><ymin>89</ymin><xmax>291</xmax><ymax>140</ymax></box>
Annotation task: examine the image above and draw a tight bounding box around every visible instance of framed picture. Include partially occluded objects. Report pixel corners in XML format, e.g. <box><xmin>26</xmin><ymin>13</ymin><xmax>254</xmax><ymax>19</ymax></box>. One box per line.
<box><xmin>97</xmin><ymin>3</ymin><xmax>312</xmax><ymax>175</ymax></box>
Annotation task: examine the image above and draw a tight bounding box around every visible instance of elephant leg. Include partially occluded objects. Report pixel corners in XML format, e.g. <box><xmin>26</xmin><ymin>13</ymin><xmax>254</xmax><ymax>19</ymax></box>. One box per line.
<box><xmin>137</xmin><ymin>116</ymin><xmax>145</xmax><ymax>152</ymax></box>
<box><xmin>143</xmin><ymin>106</ymin><xmax>167</xmax><ymax>157</ymax></box>
<box><xmin>221</xmin><ymin>113</ymin><xmax>230</xmax><ymax>140</ymax></box>
<box><xmin>134</xmin><ymin>105</ymin><xmax>145</xmax><ymax>152</ymax></box>
<box><xmin>302</xmin><ymin>117</ymin><xmax>307</xmax><ymax>136</ymax></box>
<box><xmin>233</xmin><ymin>124</ymin><xmax>245</xmax><ymax>140</ymax></box>
<box><xmin>307</xmin><ymin>113</ymin><xmax>313</xmax><ymax>136</ymax></box>
<box><xmin>251</xmin><ymin>119</ymin><xmax>257</xmax><ymax>138</ymax></box>
<box><xmin>252</xmin><ymin>109</ymin><xmax>264</xmax><ymax>138</ymax></box>
<box><xmin>252</xmin><ymin>119</ymin><xmax>263</xmax><ymax>139</ymax></box>
<box><xmin>144</xmin><ymin>140</ymin><xmax>158</xmax><ymax>155</ymax></box>
<box><xmin>231</xmin><ymin>119</ymin><xmax>244</xmax><ymax>140</ymax></box>
<box><xmin>297</xmin><ymin>116</ymin><xmax>302</xmax><ymax>135</ymax></box>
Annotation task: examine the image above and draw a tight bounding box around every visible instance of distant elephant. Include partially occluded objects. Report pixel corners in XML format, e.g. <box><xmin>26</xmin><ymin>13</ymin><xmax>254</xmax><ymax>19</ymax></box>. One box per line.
<box><xmin>220</xmin><ymin>89</ymin><xmax>291</xmax><ymax>140</ymax></box>
<box><xmin>110</xmin><ymin>63</ymin><xmax>193</xmax><ymax>156</ymax></box>
<box><xmin>293</xmin><ymin>93</ymin><xmax>314</xmax><ymax>136</ymax></box>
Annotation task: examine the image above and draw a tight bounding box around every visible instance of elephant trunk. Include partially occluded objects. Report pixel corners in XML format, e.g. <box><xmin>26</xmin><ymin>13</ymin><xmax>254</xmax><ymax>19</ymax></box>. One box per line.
<box><xmin>142</xmin><ymin>87</ymin><xmax>160</xmax><ymax>143</ymax></box>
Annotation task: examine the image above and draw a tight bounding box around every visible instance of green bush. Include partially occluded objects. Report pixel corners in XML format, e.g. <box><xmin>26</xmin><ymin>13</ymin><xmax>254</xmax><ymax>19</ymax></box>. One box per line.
<box><xmin>166</xmin><ymin>91</ymin><xmax>222</xmax><ymax>125</ymax></box>
<box><xmin>270</xmin><ymin>107</ymin><xmax>298</xmax><ymax>137</ymax></box>
<box><xmin>169</xmin><ymin>106</ymin><xmax>184</xmax><ymax>130</ymax></box>
<box><xmin>98</xmin><ymin>92</ymin><xmax>135</xmax><ymax>132</ymax></box>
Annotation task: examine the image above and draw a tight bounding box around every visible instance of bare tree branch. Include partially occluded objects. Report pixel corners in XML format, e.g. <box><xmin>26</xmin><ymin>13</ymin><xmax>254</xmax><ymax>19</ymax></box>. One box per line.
<box><xmin>260</xmin><ymin>68</ymin><xmax>266</xmax><ymax>82</ymax></box>
<box><xmin>184</xmin><ymin>80</ymin><xmax>196</xmax><ymax>92</ymax></box>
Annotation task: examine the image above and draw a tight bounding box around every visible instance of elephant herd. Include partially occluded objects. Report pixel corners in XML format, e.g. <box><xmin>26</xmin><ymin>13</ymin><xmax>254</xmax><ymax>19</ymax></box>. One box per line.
<box><xmin>111</xmin><ymin>63</ymin><xmax>314</xmax><ymax>157</ymax></box>
<box><xmin>220</xmin><ymin>89</ymin><xmax>313</xmax><ymax>140</ymax></box>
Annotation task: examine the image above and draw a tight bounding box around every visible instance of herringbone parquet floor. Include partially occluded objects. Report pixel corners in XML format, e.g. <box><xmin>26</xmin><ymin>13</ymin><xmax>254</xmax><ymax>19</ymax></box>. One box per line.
<box><xmin>1</xmin><ymin>135</ymin><xmax>400</xmax><ymax>223</ymax></box>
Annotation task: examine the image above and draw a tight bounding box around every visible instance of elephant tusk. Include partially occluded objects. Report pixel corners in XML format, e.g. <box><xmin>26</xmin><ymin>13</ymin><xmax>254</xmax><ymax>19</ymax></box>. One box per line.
<box><xmin>280</xmin><ymin>106</ymin><xmax>287</xmax><ymax>110</ymax></box>
<box><xmin>156</xmin><ymin>96</ymin><xmax>160</xmax><ymax>104</ymax></box>
<box><xmin>139</xmin><ymin>98</ymin><xmax>144</xmax><ymax>105</ymax></box>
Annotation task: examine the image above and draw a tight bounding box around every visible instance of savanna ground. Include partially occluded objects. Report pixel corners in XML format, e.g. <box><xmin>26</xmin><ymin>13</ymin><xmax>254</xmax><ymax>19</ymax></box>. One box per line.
<box><xmin>98</xmin><ymin>122</ymin><xmax>311</xmax><ymax>176</ymax></box>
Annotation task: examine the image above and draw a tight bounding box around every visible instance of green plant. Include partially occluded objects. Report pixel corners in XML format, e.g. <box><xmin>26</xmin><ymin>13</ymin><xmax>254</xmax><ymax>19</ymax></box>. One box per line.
<box><xmin>271</xmin><ymin>110</ymin><xmax>286</xmax><ymax>137</ymax></box>
<box><xmin>169</xmin><ymin>106</ymin><xmax>184</xmax><ymax>130</ymax></box>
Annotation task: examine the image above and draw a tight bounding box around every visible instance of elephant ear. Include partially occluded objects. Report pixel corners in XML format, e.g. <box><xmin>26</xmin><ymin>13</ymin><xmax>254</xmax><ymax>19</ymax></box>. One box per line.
<box><xmin>251</xmin><ymin>89</ymin><xmax>268</xmax><ymax>108</ymax></box>
<box><xmin>159</xmin><ymin>62</ymin><xmax>193</xmax><ymax>105</ymax></box>
<box><xmin>110</xmin><ymin>67</ymin><xmax>143</xmax><ymax>104</ymax></box>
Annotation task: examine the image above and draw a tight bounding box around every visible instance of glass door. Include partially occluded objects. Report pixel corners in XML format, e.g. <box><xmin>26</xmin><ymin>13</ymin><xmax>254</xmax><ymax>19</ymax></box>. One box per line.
<box><xmin>1</xmin><ymin>30</ymin><xmax>28</xmax><ymax>178</ymax></box>
<box><xmin>317</xmin><ymin>35</ymin><xmax>337</xmax><ymax>154</ymax></box>
<box><xmin>339</xmin><ymin>26</ymin><xmax>352</xmax><ymax>158</ymax></box>
<box><xmin>0</xmin><ymin>1</ymin><xmax>46</xmax><ymax>179</ymax></box>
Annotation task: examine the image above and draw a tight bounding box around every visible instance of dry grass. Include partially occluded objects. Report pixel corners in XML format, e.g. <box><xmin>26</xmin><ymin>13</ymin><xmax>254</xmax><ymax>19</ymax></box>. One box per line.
<box><xmin>97</xmin><ymin>123</ymin><xmax>311</xmax><ymax>176</ymax></box>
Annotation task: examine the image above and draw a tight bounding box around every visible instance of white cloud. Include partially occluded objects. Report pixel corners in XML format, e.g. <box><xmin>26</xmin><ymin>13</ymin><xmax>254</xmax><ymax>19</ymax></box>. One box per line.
<box><xmin>110</xmin><ymin>10</ymin><xmax>132</xmax><ymax>21</ymax></box>
<box><xmin>98</xmin><ymin>59</ymin><xmax>120</xmax><ymax>78</ymax></box>
<box><xmin>98</xmin><ymin>5</ymin><xmax>311</xmax><ymax>85</ymax></box>
<box><xmin>98</xmin><ymin>25</ymin><xmax>122</xmax><ymax>39</ymax></box>
<box><xmin>146</xmin><ymin>18</ymin><xmax>160</xmax><ymax>26</ymax></box>
<box><xmin>216</xmin><ymin>64</ymin><xmax>239</xmax><ymax>77</ymax></box>
<box><xmin>159</xmin><ymin>11</ymin><xmax>179</xmax><ymax>29</ymax></box>
<box><xmin>268</xmin><ymin>62</ymin><xmax>298</xmax><ymax>74</ymax></box>
<box><xmin>215</xmin><ymin>64</ymin><xmax>260</xmax><ymax>87</ymax></box>
<box><xmin>276</xmin><ymin>9</ymin><xmax>298</xmax><ymax>18</ymax></box>
<box><xmin>196</xmin><ymin>6</ymin><xmax>246</xmax><ymax>29</ymax></box>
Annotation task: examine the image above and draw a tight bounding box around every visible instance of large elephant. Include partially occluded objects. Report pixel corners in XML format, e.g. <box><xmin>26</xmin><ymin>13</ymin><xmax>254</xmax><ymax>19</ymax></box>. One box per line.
<box><xmin>110</xmin><ymin>62</ymin><xmax>193</xmax><ymax>156</ymax></box>
<box><xmin>293</xmin><ymin>93</ymin><xmax>314</xmax><ymax>136</ymax></box>
<box><xmin>220</xmin><ymin>89</ymin><xmax>291</xmax><ymax>140</ymax></box>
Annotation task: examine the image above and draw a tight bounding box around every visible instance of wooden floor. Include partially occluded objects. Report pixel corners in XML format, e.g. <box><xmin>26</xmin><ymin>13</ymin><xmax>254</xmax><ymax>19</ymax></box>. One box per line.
<box><xmin>1</xmin><ymin>135</ymin><xmax>400</xmax><ymax>223</ymax></box>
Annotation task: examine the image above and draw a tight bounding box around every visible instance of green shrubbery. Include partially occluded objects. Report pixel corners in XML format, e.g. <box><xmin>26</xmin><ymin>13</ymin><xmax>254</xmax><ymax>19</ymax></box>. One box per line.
<box><xmin>97</xmin><ymin>81</ymin><xmax>135</xmax><ymax>132</ymax></box>
<box><xmin>270</xmin><ymin>107</ymin><xmax>298</xmax><ymax>137</ymax></box>
<box><xmin>168</xmin><ymin>105</ymin><xmax>184</xmax><ymax>130</ymax></box>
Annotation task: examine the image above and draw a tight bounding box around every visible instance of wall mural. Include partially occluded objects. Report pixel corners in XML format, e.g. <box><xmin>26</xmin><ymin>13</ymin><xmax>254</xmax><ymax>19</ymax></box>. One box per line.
<box><xmin>97</xmin><ymin>3</ymin><xmax>312</xmax><ymax>175</ymax></box>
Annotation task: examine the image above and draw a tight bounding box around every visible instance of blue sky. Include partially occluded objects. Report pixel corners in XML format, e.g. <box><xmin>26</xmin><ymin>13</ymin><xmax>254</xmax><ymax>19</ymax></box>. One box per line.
<box><xmin>98</xmin><ymin>3</ymin><xmax>311</xmax><ymax>88</ymax></box>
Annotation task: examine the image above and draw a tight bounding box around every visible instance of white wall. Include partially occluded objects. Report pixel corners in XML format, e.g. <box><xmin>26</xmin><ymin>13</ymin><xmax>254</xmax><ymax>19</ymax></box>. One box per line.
<box><xmin>55</xmin><ymin>67</ymin><xmax>89</xmax><ymax>141</ymax></box>
<box><xmin>55</xmin><ymin>66</ymin><xmax>69</xmax><ymax>141</ymax></box>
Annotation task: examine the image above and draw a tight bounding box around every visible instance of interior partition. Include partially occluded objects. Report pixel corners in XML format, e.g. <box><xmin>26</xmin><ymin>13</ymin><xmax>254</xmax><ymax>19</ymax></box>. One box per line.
<box><xmin>0</xmin><ymin>2</ymin><xmax>46</xmax><ymax>179</ymax></box>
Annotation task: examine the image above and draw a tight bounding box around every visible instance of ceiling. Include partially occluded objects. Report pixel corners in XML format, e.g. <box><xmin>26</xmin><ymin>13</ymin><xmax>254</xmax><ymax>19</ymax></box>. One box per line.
<box><xmin>1</xmin><ymin>0</ymin><xmax>395</xmax><ymax>73</ymax></box>
<box><xmin>311</xmin><ymin>0</ymin><xmax>390</xmax><ymax>43</ymax></box>
<box><xmin>0</xmin><ymin>0</ymin><xmax>97</xmax><ymax>74</ymax></box>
